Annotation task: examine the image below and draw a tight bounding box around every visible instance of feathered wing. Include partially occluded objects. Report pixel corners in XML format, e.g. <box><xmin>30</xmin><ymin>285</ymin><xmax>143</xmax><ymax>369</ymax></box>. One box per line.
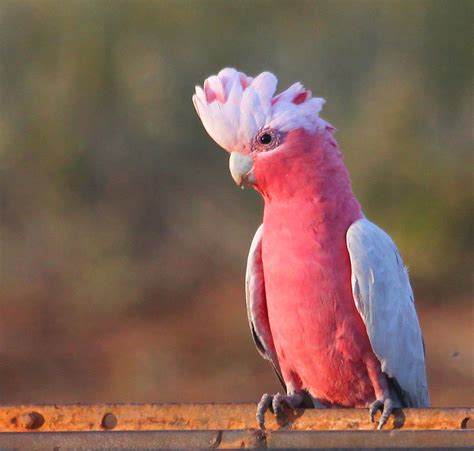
<box><xmin>246</xmin><ymin>224</ymin><xmax>285</xmax><ymax>389</ymax></box>
<box><xmin>346</xmin><ymin>218</ymin><xmax>429</xmax><ymax>407</ymax></box>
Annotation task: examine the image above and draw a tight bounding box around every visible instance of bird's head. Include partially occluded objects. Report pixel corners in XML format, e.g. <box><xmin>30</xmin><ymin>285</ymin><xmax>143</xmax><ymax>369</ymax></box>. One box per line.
<box><xmin>193</xmin><ymin>68</ymin><xmax>335</xmax><ymax>195</ymax></box>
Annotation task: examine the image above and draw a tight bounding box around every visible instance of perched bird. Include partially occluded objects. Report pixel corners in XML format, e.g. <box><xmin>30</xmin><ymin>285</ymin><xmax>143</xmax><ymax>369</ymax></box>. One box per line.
<box><xmin>193</xmin><ymin>68</ymin><xmax>429</xmax><ymax>429</ymax></box>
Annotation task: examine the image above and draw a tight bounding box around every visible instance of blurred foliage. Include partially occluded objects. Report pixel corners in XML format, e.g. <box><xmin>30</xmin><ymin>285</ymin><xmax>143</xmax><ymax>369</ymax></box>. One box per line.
<box><xmin>0</xmin><ymin>0</ymin><xmax>472</xmax><ymax>404</ymax></box>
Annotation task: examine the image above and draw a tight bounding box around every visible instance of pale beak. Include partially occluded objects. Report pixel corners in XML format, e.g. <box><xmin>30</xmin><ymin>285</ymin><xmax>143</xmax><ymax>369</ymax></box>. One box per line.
<box><xmin>229</xmin><ymin>152</ymin><xmax>255</xmax><ymax>188</ymax></box>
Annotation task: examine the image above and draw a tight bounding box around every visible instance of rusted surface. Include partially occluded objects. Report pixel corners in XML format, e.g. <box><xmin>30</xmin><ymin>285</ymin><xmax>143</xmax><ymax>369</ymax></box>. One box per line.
<box><xmin>0</xmin><ymin>430</ymin><xmax>472</xmax><ymax>449</ymax></box>
<box><xmin>0</xmin><ymin>403</ymin><xmax>471</xmax><ymax>433</ymax></box>
<box><xmin>101</xmin><ymin>412</ymin><xmax>118</xmax><ymax>430</ymax></box>
<box><xmin>13</xmin><ymin>411</ymin><xmax>44</xmax><ymax>430</ymax></box>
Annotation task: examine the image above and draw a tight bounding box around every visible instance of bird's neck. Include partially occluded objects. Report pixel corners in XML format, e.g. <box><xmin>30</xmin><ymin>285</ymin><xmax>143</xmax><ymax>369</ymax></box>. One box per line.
<box><xmin>255</xmin><ymin>129</ymin><xmax>362</xmax><ymax>234</ymax></box>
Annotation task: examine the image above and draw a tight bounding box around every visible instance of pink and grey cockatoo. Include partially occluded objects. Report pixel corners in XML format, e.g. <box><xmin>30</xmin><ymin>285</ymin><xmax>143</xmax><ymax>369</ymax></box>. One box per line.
<box><xmin>193</xmin><ymin>68</ymin><xmax>429</xmax><ymax>429</ymax></box>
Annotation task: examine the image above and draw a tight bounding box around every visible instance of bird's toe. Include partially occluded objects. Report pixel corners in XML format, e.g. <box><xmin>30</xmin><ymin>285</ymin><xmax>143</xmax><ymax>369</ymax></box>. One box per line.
<box><xmin>377</xmin><ymin>398</ymin><xmax>394</xmax><ymax>430</ymax></box>
<box><xmin>256</xmin><ymin>393</ymin><xmax>273</xmax><ymax>429</ymax></box>
<box><xmin>369</xmin><ymin>399</ymin><xmax>384</xmax><ymax>423</ymax></box>
<box><xmin>271</xmin><ymin>393</ymin><xmax>285</xmax><ymax>415</ymax></box>
<box><xmin>256</xmin><ymin>392</ymin><xmax>305</xmax><ymax>429</ymax></box>
<box><xmin>369</xmin><ymin>398</ymin><xmax>394</xmax><ymax>429</ymax></box>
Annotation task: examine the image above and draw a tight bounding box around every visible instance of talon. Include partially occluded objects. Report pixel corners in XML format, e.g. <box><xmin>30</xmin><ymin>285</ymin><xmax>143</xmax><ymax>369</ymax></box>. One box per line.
<box><xmin>377</xmin><ymin>398</ymin><xmax>394</xmax><ymax>430</ymax></box>
<box><xmin>369</xmin><ymin>398</ymin><xmax>394</xmax><ymax>429</ymax></box>
<box><xmin>256</xmin><ymin>392</ymin><xmax>305</xmax><ymax>428</ymax></box>
<box><xmin>369</xmin><ymin>399</ymin><xmax>384</xmax><ymax>423</ymax></box>
<box><xmin>256</xmin><ymin>393</ymin><xmax>273</xmax><ymax>429</ymax></box>
<box><xmin>272</xmin><ymin>393</ymin><xmax>284</xmax><ymax>415</ymax></box>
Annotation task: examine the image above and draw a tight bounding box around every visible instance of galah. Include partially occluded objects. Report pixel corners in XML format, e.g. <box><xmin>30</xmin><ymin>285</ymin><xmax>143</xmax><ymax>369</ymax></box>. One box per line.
<box><xmin>192</xmin><ymin>68</ymin><xmax>429</xmax><ymax>429</ymax></box>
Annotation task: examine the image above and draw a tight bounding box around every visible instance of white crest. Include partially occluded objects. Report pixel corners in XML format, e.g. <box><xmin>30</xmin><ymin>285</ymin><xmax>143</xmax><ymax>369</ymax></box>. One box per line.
<box><xmin>193</xmin><ymin>68</ymin><xmax>328</xmax><ymax>152</ymax></box>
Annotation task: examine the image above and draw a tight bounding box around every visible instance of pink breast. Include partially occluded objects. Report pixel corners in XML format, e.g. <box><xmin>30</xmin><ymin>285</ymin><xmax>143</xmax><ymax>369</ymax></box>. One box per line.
<box><xmin>262</xmin><ymin>205</ymin><xmax>377</xmax><ymax>406</ymax></box>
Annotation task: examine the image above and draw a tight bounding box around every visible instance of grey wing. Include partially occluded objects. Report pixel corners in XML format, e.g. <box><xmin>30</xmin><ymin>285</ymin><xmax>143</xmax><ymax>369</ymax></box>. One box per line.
<box><xmin>346</xmin><ymin>218</ymin><xmax>429</xmax><ymax>407</ymax></box>
<box><xmin>246</xmin><ymin>224</ymin><xmax>285</xmax><ymax>388</ymax></box>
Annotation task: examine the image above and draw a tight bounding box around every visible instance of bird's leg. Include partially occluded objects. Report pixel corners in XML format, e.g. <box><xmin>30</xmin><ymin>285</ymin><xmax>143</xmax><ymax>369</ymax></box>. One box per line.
<box><xmin>256</xmin><ymin>389</ymin><xmax>305</xmax><ymax>429</ymax></box>
<box><xmin>365</xmin><ymin>358</ymin><xmax>394</xmax><ymax>429</ymax></box>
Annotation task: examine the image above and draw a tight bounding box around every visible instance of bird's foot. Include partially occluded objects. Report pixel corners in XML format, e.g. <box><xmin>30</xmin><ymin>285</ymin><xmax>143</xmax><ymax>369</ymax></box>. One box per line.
<box><xmin>256</xmin><ymin>392</ymin><xmax>304</xmax><ymax>429</ymax></box>
<box><xmin>369</xmin><ymin>397</ymin><xmax>394</xmax><ymax>430</ymax></box>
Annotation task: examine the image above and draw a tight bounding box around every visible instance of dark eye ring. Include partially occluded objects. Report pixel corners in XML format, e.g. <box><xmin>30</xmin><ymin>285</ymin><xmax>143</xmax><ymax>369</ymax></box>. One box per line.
<box><xmin>253</xmin><ymin>128</ymin><xmax>281</xmax><ymax>152</ymax></box>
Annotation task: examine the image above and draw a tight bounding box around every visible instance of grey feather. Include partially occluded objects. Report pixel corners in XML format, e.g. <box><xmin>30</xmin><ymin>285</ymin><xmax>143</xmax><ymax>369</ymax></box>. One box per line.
<box><xmin>346</xmin><ymin>218</ymin><xmax>430</xmax><ymax>407</ymax></box>
<box><xmin>245</xmin><ymin>224</ymin><xmax>285</xmax><ymax>389</ymax></box>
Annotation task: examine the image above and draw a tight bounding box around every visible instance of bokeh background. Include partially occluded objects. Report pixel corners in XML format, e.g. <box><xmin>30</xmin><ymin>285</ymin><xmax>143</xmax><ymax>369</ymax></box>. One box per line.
<box><xmin>0</xmin><ymin>0</ymin><xmax>472</xmax><ymax>406</ymax></box>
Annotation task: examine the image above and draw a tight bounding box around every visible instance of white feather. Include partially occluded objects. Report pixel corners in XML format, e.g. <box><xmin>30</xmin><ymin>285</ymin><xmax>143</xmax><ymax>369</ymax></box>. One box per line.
<box><xmin>245</xmin><ymin>225</ymin><xmax>281</xmax><ymax>374</ymax></box>
<box><xmin>194</xmin><ymin>68</ymin><xmax>329</xmax><ymax>152</ymax></box>
<box><xmin>251</xmin><ymin>72</ymin><xmax>277</xmax><ymax>117</ymax></box>
<box><xmin>240</xmin><ymin>86</ymin><xmax>263</xmax><ymax>142</ymax></box>
<box><xmin>346</xmin><ymin>218</ymin><xmax>429</xmax><ymax>407</ymax></box>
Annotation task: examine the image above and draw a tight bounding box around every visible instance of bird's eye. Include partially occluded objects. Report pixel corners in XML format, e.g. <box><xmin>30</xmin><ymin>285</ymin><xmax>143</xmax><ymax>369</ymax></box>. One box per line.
<box><xmin>253</xmin><ymin>128</ymin><xmax>281</xmax><ymax>152</ymax></box>
<box><xmin>259</xmin><ymin>133</ymin><xmax>273</xmax><ymax>145</ymax></box>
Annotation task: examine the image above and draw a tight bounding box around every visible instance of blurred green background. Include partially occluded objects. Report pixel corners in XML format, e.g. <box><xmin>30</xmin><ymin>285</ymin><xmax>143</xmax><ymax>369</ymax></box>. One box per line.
<box><xmin>0</xmin><ymin>0</ymin><xmax>472</xmax><ymax>405</ymax></box>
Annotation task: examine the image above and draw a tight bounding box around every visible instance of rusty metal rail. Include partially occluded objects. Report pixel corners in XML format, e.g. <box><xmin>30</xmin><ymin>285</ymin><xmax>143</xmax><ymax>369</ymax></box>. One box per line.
<box><xmin>1</xmin><ymin>403</ymin><xmax>471</xmax><ymax>432</ymax></box>
<box><xmin>0</xmin><ymin>404</ymin><xmax>471</xmax><ymax>449</ymax></box>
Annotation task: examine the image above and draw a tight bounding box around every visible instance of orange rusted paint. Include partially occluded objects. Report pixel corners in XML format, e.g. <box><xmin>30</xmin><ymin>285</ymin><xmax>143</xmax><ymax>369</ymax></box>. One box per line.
<box><xmin>0</xmin><ymin>404</ymin><xmax>471</xmax><ymax>433</ymax></box>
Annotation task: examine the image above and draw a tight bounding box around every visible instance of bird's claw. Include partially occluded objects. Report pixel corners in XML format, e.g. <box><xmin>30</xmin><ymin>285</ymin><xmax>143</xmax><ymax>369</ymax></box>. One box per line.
<box><xmin>369</xmin><ymin>398</ymin><xmax>394</xmax><ymax>430</ymax></box>
<box><xmin>256</xmin><ymin>392</ymin><xmax>304</xmax><ymax>429</ymax></box>
<box><xmin>256</xmin><ymin>393</ymin><xmax>273</xmax><ymax>428</ymax></box>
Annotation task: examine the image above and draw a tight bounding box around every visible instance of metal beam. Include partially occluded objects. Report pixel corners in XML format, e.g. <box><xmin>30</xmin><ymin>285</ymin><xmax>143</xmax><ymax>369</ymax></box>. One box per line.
<box><xmin>0</xmin><ymin>430</ymin><xmax>472</xmax><ymax>449</ymax></box>
<box><xmin>0</xmin><ymin>404</ymin><xmax>471</xmax><ymax>432</ymax></box>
